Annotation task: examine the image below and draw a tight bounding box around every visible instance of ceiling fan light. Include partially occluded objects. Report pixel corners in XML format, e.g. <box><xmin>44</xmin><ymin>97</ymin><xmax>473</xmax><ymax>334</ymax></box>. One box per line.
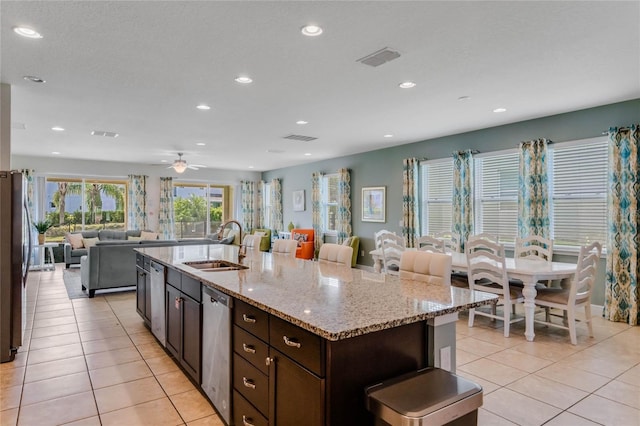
<box><xmin>172</xmin><ymin>160</ymin><xmax>188</xmax><ymax>173</ymax></box>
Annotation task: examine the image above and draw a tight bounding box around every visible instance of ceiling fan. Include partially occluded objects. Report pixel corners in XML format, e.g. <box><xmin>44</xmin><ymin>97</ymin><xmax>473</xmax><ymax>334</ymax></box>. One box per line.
<box><xmin>168</xmin><ymin>152</ymin><xmax>205</xmax><ymax>173</ymax></box>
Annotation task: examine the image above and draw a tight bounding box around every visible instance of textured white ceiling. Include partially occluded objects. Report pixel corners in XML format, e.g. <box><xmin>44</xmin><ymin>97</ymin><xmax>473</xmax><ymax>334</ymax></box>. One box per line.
<box><xmin>2</xmin><ymin>1</ymin><xmax>639</xmax><ymax>172</ymax></box>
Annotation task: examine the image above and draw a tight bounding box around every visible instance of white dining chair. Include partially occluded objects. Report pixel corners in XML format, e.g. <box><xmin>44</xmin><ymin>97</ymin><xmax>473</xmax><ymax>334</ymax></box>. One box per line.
<box><xmin>399</xmin><ymin>250</ymin><xmax>451</xmax><ymax>286</ymax></box>
<box><xmin>515</xmin><ymin>235</ymin><xmax>553</xmax><ymax>263</ymax></box>
<box><xmin>467</xmin><ymin>233</ymin><xmax>504</xmax><ymax>256</ymax></box>
<box><xmin>466</xmin><ymin>238</ymin><xmax>524</xmax><ymax>337</ymax></box>
<box><xmin>416</xmin><ymin>236</ymin><xmax>446</xmax><ymax>253</ymax></box>
<box><xmin>434</xmin><ymin>231</ymin><xmax>461</xmax><ymax>253</ymax></box>
<box><xmin>381</xmin><ymin>239</ymin><xmax>404</xmax><ymax>275</ymax></box>
<box><xmin>318</xmin><ymin>243</ymin><xmax>353</xmax><ymax>266</ymax></box>
<box><xmin>374</xmin><ymin>229</ymin><xmax>395</xmax><ymax>249</ymax></box>
<box><xmin>272</xmin><ymin>239</ymin><xmax>298</xmax><ymax>255</ymax></box>
<box><xmin>533</xmin><ymin>241</ymin><xmax>602</xmax><ymax>345</ymax></box>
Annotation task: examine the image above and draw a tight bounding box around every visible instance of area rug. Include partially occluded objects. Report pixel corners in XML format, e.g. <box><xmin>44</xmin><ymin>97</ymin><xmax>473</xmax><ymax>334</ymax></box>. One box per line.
<box><xmin>62</xmin><ymin>268</ymin><xmax>88</xmax><ymax>299</ymax></box>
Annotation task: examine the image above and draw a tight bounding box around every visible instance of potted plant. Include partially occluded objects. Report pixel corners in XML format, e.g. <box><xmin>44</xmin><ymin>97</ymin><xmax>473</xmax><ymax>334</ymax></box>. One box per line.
<box><xmin>33</xmin><ymin>220</ymin><xmax>52</xmax><ymax>244</ymax></box>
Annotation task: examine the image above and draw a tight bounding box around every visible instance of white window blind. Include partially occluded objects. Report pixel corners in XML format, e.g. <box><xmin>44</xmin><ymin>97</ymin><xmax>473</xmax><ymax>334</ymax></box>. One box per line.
<box><xmin>550</xmin><ymin>138</ymin><xmax>608</xmax><ymax>249</ymax></box>
<box><xmin>420</xmin><ymin>160</ymin><xmax>453</xmax><ymax>235</ymax></box>
<box><xmin>474</xmin><ymin>150</ymin><xmax>519</xmax><ymax>243</ymax></box>
<box><xmin>322</xmin><ymin>174</ymin><xmax>339</xmax><ymax>234</ymax></box>
<box><xmin>263</xmin><ymin>183</ymin><xmax>272</xmax><ymax>228</ymax></box>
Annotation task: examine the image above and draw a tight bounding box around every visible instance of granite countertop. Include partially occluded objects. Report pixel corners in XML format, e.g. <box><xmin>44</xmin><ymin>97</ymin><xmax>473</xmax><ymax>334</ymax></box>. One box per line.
<box><xmin>137</xmin><ymin>245</ymin><xmax>497</xmax><ymax>341</ymax></box>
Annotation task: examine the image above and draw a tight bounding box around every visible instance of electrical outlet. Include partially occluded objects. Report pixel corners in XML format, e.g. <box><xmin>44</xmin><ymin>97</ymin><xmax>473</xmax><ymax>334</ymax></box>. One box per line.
<box><xmin>361</xmin><ymin>250</ymin><xmax>364</xmax><ymax>256</ymax></box>
<box><xmin>440</xmin><ymin>346</ymin><xmax>451</xmax><ymax>372</ymax></box>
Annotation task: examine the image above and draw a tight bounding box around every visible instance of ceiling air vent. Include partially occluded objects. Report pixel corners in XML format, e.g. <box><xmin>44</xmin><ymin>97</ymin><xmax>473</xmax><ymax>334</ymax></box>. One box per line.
<box><xmin>283</xmin><ymin>134</ymin><xmax>317</xmax><ymax>142</ymax></box>
<box><xmin>91</xmin><ymin>130</ymin><xmax>119</xmax><ymax>138</ymax></box>
<box><xmin>356</xmin><ymin>47</ymin><xmax>401</xmax><ymax>67</ymax></box>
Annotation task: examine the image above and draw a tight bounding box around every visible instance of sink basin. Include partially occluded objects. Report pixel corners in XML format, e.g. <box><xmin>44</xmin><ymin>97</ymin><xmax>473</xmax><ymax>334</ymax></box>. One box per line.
<box><xmin>183</xmin><ymin>260</ymin><xmax>248</xmax><ymax>272</ymax></box>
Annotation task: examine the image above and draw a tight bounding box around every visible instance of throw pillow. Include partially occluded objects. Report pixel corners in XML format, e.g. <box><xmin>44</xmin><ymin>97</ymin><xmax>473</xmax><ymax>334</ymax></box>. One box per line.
<box><xmin>66</xmin><ymin>232</ymin><xmax>84</xmax><ymax>249</ymax></box>
<box><xmin>140</xmin><ymin>231</ymin><xmax>158</xmax><ymax>240</ymax></box>
<box><xmin>128</xmin><ymin>236</ymin><xmax>142</xmax><ymax>241</ymax></box>
<box><xmin>82</xmin><ymin>237</ymin><xmax>99</xmax><ymax>248</ymax></box>
<box><xmin>342</xmin><ymin>237</ymin><xmax>352</xmax><ymax>247</ymax></box>
<box><xmin>254</xmin><ymin>231</ymin><xmax>265</xmax><ymax>238</ymax></box>
<box><xmin>293</xmin><ymin>232</ymin><xmax>308</xmax><ymax>247</ymax></box>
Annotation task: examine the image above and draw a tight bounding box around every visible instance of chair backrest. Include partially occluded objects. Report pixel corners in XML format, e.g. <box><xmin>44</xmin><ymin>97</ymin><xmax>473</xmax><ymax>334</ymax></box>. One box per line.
<box><xmin>569</xmin><ymin>241</ymin><xmax>602</xmax><ymax>305</ymax></box>
<box><xmin>272</xmin><ymin>239</ymin><xmax>298</xmax><ymax>254</ymax></box>
<box><xmin>467</xmin><ymin>233</ymin><xmax>503</xmax><ymax>256</ymax></box>
<box><xmin>515</xmin><ymin>236</ymin><xmax>553</xmax><ymax>263</ymax></box>
<box><xmin>416</xmin><ymin>236</ymin><xmax>445</xmax><ymax>253</ymax></box>
<box><xmin>374</xmin><ymin>229</ymin><xmax>397</xmax><ymax>249</ymax></box>
<box><xmin>434</xmin><ymin>231</ymin><xmax>461</xmax><ymax>253</ymax></box>
<box><xmin>242</xmin><ymin>234</ymin><xmax>262</xmax><ymax>252</ymax></box>
<box><xmin>381</xmin><ymin>240</ymin><xmax>404</xmax><ymax>275</ymax></box>
<box><xmin>399</xmin><ymin>251</ymin><xmax>452</xmax><ymax>286</ymax></box>
<box><xmin>466</xmin><ymin>238</ymin><xmax>511</xmax><ymax>299</ymax></box>
<box><xmin>318</xmin><ymin>243</ymin><xmax>353</xmax><ymax>266</ymax></box>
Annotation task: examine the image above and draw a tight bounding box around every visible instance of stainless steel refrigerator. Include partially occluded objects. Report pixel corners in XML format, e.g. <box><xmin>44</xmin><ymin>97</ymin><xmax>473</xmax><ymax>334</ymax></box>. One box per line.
<box><xmin>0</xmin><ymin>171</ymin><xmax>32</xmax><ymax>363</ymax></box>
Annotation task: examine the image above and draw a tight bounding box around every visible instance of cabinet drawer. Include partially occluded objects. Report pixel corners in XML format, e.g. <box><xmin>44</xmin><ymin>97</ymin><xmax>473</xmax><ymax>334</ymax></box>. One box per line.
<box><xmin>136</xmin><ymin>253</ymin><xmax>144</xmax><ymax>268</ymax></box>
<box><xmin>233</xmin><ymin>326</ymin><xmax>269</xmax><ymax>375</ymax></box>
<box><xmin>234</xmin><ymin>299</ymin><xmax>269</xmax><ymax>342</ymax></box>
<box><xmin>233</xmin><ymin>354</ymin><xmax>269</xmax><ymax>416</ymax></box>
<box><xmin>181</xmin><ymin>275</ymin><xmax>201</xmax><ymax>302</ymax></box>
<box><xmin>166</xmin><ymin>267</ymin><xmax>181</xmax><ymax>290</ymax></box>
<box><xmin>270</xmin><ymin>316</ymin><xmax>324</xmax><ymax>377</ymax></box>
<box><xmin>233</xmin><ymin>390</ymin><xmax>268</xmax><ymax>426</ymax></box>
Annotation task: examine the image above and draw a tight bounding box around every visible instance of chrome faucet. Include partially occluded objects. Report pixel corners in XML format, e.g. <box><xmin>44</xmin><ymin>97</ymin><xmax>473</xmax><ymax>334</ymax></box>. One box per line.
<box><xmin>217</xmin><ymin>220</ymin><xmax>245</xmax><ymax>262</ymax></box>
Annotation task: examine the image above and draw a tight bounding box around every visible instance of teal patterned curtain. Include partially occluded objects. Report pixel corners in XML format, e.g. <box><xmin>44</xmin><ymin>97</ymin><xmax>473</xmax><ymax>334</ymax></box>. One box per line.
<box><xmin>127</xmin><ymin>175</ymin><xmax>147</xmax><ymax>230</ymax></box>
<box><xmin>256</xmin><ymin>180</ymin><xmax>265</xmax><ymax>229</ymax></box>
<box><xmin>158</xmin><ymin>177</ymin><xmax>174</xmax><ymax>239</ymax></box>
<box><xmin>402</xmin><ymin>158</ymin><xmax>419</xmax><ymax>248</ymax></box>
<box><xmin>241</xmin><ymin>180</ymin><xmax>256</xmax><ymax>232</ymax></box>
<box><xmin>518</xmin><ymin>139</ymin><xmax>550</xmax><ymax>238</ymax></box>
<box><xmin>271</xmin><ymin>178</ymin><xmax>283</xmax><ymax>232</ymax></box>
<box><xmin>604</xmin><ymin>125</ymin><xmax>639</xmax><ymax>325</ymax></box>
<box><xmin>312</xmin><ymin>172</ymin><xmax>324</xmax><ymax>253</ymax></box>
<box><xmin>452</xmin><ymin>150</ymin><xmax>474</xmax><ymax>249</ymax></box>
<box><xmin>336</xmin><ymin>168</ymin><xmax>352</xmax><ymax>243</ymax></box>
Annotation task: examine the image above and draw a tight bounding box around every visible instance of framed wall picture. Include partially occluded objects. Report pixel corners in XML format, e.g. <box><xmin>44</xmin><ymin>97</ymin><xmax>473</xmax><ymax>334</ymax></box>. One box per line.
<box><xmin>362</xmin><ymin>186</ymin><xmax>386</xmax><ymax>222</ymax></box>
<box><xmin>293</xmin><ymin>190</ymin><xmax>305</xmax><ymax>211</ymax></box>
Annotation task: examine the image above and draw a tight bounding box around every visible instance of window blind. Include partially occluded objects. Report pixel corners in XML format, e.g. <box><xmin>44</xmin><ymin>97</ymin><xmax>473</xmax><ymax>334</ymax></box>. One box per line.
<box><xmin>420</xmin><ymin>160</ymin><xmax>453</xmax><ymax>235</ymax></box>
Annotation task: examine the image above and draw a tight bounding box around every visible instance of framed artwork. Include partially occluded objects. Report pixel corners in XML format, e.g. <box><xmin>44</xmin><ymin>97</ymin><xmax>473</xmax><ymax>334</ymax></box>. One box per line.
<box><xmin>293</xmin><ymin>190</ymin><xmax>305</xmax><ymax>211</ymax></box>
<box><xmin>362</xmin><ymin>186</ymin><xmax>386</xmax><ymax>222</ymax></box>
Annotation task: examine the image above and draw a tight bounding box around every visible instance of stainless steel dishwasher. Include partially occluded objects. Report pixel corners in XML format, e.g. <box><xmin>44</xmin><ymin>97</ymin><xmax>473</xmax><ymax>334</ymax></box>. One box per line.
<box><xmin>202</xmin><ymin>286</ymin><xmax>232</xmax><ymax>425</ymax></box>
<box><xmin>149</xmin><ymin>261</ymin><xmax>166</xmax><ymax>347</ymax></box>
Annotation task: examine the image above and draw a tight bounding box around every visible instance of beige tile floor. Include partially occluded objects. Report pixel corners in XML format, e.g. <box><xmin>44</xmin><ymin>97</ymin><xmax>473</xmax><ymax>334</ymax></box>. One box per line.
<box><xmin>1</xmin><ymin>267</ymin><xmax>639</xmax><ymax>425</ymax></box>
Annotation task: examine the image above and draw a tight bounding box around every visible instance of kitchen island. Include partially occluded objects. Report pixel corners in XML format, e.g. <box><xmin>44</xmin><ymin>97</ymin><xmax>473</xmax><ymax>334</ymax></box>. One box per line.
<box><xmin>136</xmin><ymin>244</ymin><xmax>496</xmax><ymax>425</ymax></box>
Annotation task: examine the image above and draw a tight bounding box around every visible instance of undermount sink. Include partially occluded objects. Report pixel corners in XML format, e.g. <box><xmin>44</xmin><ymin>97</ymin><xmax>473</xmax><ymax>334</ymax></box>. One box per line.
<box><xmin>183</xmin><ymin>260</ymin><xmax>248</xmax><ymax>272</ymax></box>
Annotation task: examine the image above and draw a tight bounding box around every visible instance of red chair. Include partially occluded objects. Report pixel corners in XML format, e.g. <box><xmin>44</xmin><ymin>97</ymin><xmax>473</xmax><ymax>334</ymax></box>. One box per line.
<box><xmin>291</xmin><ymin>229</ymin><xmax>314</xmax><ymax>260</ymax></box>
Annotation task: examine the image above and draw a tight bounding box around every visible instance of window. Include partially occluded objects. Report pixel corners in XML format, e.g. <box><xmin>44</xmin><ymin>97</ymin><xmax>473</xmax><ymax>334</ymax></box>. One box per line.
<box><xmin>173</xmin><ymin>183</ymin><xmax>229</xmax><ymax>238</ymax></box>
<box><xmin>322</xmin><ymin>174</ymin><xmax>339</xmax><ymax>235</ymax></box>
<box><xmin>263</xmin><ymin>182</ymin><xmax>272</xmax><ymax>229</ymax></box>
<box><xmin>474</xmin><ymin>150</ymin><xmax>519</xmax><ymax>244</ymax></box>
<box><xmin>44</xmin><ymin>178</ymin><xmax>127</xmax><ymax>240</ymax></box>
<box><xmin>420</xmin><ymin>159</ymin><xmax>453</xmax><ymax>236</ymax></box>
<box><xmin>550</xmin><ymin>137</ymin><xmax>608</xmax><ymax>249</ymax></box>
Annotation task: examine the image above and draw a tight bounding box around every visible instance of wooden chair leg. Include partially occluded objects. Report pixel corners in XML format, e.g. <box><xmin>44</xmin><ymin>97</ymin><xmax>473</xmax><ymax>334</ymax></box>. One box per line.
<box><xmin>468</xmin><ymin>308</ymin><xmax>476</xmax><ymax>328</ymax></box>
<box><xmin>503</xmin><ymin>306</ymin><xmax>510</xmax><ymax>338</ymax></box>
<box><xmin>584</xmin><ymin>304</ymin><xmax>594</xmax><ymax>338</ymax></box>
<box><xmin>567</xmin><ymin>309</ymin><xmax>577</xmax><ymax>345</ymax></box>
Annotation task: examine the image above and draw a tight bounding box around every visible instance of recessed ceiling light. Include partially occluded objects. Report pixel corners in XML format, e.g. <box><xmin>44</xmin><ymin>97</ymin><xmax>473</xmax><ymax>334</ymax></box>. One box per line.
<box><xmin>51</xmin><ymin>151</ymin><xmax>61</xmax><ymax>155</ymax></box>
<box><xmin>304</xmin><ymin>153</ymin><xmax>312</xmax><ymax>156</ymax></box>
<box><xmin>23</xmin><ymin>75</ymin><xmax>45</xmax><ymax>83</ymax></box>
<box><xmin>161</xmin><ymin>160</ymin><xmax>168</xmax><ymax>163</ymax></box>
<box><xmin>13</xmin><ymin>26</ymin><xmax>42</xmax><ymax>39</ymax></box>
<box><xmin>296</xmin><ymin>120</ymin><xmax>308</xmax><ymax>125</ymax></box>
<box><xmin>383</xmin><ymin>134</ymin><xmax>394</xmax><ymax>138</ymax></box>
<box><xmin>196</xmin><ymin>142</ymin><xmax>206</xmax><ymax>146</ymax></box>
<box><xmin>301</xmin><ymin>25</ymin><xmax>323</xmax><ymax>36</ymax></box>
<box><xmin>248</xmin><ymin>165</ymin><xmax>255</xmax><ymax>169</ymax></box>
<box><xmin>493</xmin><ymin>107</ymin><xmax>507</xmax><ymax>113</ymax></box>
<box><xmin>266</xmin><ymin>149</ymin><xmax>284</xmax><ymax>154</ymax></box>
<box><xmin>51</xmin><ymin>126</ymin><xmax>65</xmax><ymax>132</ymax></box>
<box><xmin>196</xmin><ymin>104</ymin><xmax>211</xmax><ymax>110</ymax></box>
<box><xmin>398</xmin><ymin>81</ymin><xmax>416</xmax><ymax>89</ymax></box>
<box><xmin>234</xmin><ymin>76</ymin><xmax>253</xmax><ymax>84</ymax></box>
<box><xmin>458</xmin><ymin>96</ymin><xmax>470</xmax><ymax>101</ymax></box>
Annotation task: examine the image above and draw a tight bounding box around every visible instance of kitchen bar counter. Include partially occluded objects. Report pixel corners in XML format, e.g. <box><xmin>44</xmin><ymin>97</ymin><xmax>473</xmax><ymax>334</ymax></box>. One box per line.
<box><xmin>137</xmin><ymin>245</ymin><xmax>496</xmax><ymax>341</ymax></box>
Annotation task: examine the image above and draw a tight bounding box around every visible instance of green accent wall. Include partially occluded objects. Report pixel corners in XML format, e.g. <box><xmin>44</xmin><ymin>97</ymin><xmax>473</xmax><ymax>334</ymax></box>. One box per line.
<box><xmin>263</xmin><ymin>99</ymin><xmax>639</xmax><ymax>305</ymax></box>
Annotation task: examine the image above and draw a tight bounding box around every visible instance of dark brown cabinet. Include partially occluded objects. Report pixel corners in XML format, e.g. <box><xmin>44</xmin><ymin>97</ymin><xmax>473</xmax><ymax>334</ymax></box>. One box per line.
<box><xmin>135</xmin><ymin>255</ymin><xmax>151</xmax><ymax>324</ymax></box>
<box><xmin>166</xmin><ymin>275</ymin><xmax>202</xmax><ymax>384</ymax></box>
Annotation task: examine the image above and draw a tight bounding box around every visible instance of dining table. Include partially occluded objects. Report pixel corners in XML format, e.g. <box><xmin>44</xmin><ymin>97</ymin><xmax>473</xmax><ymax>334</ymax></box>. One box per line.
<box><xmin>369</xmin><ymin>248</ymin><xmax>578</xmax><ymax>342</ymax></box>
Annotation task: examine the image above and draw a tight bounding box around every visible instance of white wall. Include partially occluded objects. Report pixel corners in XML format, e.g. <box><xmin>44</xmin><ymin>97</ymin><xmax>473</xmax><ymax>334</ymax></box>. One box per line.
<box><xmin>12</xmin><ymin>155</ymin><xmax>261</xmax><ymax>231</ymax></box>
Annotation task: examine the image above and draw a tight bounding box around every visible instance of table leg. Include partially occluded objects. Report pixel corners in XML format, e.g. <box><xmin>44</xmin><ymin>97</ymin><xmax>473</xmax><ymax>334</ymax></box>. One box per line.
<box><xmin>46</xmin><ymin>246</ymin><xmax>55</xmax><ymax>271</ymax></box>
<box><xmin>522</xmin><ymin>280</ymin><xmax>538</xmax><ymax>342</ymax></box>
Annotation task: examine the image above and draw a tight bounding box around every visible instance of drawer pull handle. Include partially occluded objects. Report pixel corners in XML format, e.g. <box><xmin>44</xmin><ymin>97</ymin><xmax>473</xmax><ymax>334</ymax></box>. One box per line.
<box><xmin>242</xmin><ymin>314</ymin><xmax>256</xmax><ymax>324</ymax></box>
<box><xmin>242</xmin><ymin>343</ymin><xmax>256</xmax><ymax>354</ymax></box>
<box><xmin>242</xmin><ymin>415</ymin><xmax>255</xmax><ymax>426</ymax></box>
<box><xmin>242</xmin><ymin>377</ymin><xmax>256</xmax><ymax>389</ymax></box>
<box><xmin>283</xmin><ymin>335</ymin><xmax>301</xmax><ymax>348</ymax></box>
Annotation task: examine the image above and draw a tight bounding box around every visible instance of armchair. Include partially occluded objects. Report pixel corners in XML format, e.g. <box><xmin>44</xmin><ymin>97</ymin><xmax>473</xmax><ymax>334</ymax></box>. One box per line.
<box><xmin>291</xmin><ymin>229</ymin><xmax>314</xmax><ymax>260</ymax></box>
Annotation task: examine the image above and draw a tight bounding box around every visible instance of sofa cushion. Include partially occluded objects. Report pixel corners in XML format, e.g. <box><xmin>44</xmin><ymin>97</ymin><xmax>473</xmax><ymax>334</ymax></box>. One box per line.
<box><xmin>98</xmin><ymin>230</ymin><xmax>127</xmax><ymax>240</ymax></box>
<box><xmin>128</xmin><ymin>236</ymin><xmax>142</xmax><ymax>241</ymax></box>
<box><xmin>141</xmin><ymin>230</ymin><xmax>159</xmax><ymax>240</ymax></box>
<box><xmin>66</xmin><ymin>232</ymin><xmax>85</xmax><ymax>249</ymax></box>
<box><xmin>83</xmin><ymin>237</ymin><xmax>99</xmax><ymax>248</ymax></box>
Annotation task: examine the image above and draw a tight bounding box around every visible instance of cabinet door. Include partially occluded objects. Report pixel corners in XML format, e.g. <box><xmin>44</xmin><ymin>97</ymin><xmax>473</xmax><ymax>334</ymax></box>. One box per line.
<box><xmin>181</xmin><ymin>295</ymin><xmax>201</xmax><ymax>382</ymax></box>
<box><xmin>270</xmin><ymin>349</ymin><xmax>324</xmax><ymax>426</ymax></box>
<box><xmin>136</xmin><ymin>269</ymin><xmax>146</xmax><ymax>319</ymax></box>
<box><xmin>165</xmin><ymin>285</ymin><xmax>182</xmax><ymax>360</ymax></box>
<box><xmin>144</xmin><ymin>272</ymin><xmax>151</xmax><ymax>323</ymax></box>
